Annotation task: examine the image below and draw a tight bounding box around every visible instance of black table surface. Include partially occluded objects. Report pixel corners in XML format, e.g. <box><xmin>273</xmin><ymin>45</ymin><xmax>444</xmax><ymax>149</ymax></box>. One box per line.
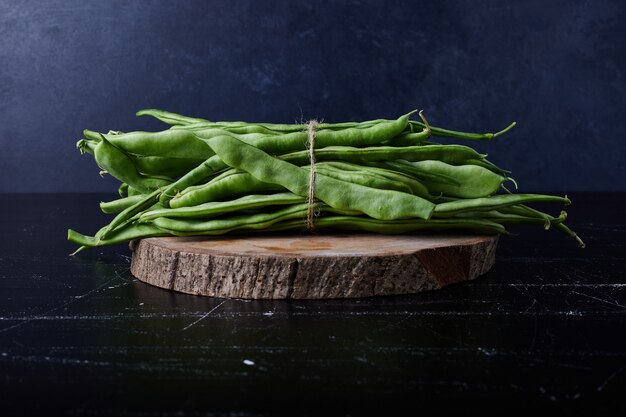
<box><xmin>0</xmin><ymin>192</ymin><xmax>624</xmax><ymax>416</ymax></box>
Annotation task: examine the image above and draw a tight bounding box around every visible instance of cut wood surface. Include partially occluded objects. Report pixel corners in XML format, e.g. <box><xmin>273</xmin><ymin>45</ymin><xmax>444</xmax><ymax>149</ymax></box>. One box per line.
<box><xmin>129</xmin><ymin>233</ymin><xmax>498</xmax><ymax>299</ymax></box>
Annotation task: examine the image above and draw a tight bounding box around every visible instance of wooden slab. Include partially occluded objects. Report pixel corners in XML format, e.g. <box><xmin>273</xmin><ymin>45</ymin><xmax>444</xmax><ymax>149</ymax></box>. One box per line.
<box><xmin>129</xmin><ymin>233</ymin><xmax>498</xmax><ymax>299</ymax></box>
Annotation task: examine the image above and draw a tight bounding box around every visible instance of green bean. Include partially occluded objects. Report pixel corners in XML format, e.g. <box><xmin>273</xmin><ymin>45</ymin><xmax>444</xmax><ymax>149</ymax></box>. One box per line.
<box><xmin>319</xmin><ymin>162</ymin><xmax>434</xmax><ymax>199</ymax></box>
<box><xmin>465</xmin><ymin>158</ymin><xmax>511</xmax><ymax>175</ymax></box>
<box><xmin>172</xmin><ymin>121</ymin><xmax>276</xmax><ymax>131</ymax></box>
<box><xmin>93</xmin><ymin>135</ymin><xmax>170</xmax><ymax>193</ymax></box>
<box><xmin>158</xmin><ymin>155</ymin><xmax>226</xmax><ymax>203</ymax></box>
<box><xmin>98</xmin><ymin>189</ymin><xmax>162</xmax><ymax>240</ymax></box>
<box><xmin>312</xmin><ymin>164</ymin><xmax>413</xmax><ymax>194</ymax></box>
<box><xmin>118</xmin><ymin>183</ymin><xmax>129</xmax><ymax>197</ymax></box>
<box><xmin>69</xmin><ymin>109</ymin><xmax>584</xmax><ymax>252</ymax></box>
<box><xmin>82</xmin><ymin>129</ymin><xmax>101</xmax><ymax>142</ymax></box>
<box><xmin>451</xmin><ymin>209</ymin><xmax>567</xmax><ymax>227</ymax></box>
<box><xmin>280</xmin><ymin>144</ymin><xmax>483</xmax><ymax>166</ymax></box>
<box><xmin>154</xmin><ymin>127</ymin><xmax>301</xmax><ymax>204</ymax></box>
<box><xmin>359</xmin><ymin>168</ymin><xmax>434</xmax><ymax>199</ymax></box>
<box><xmin>104</xmin><ymin>129</ymin><xmax>214</xmax><ymax>159</ymax></box>
<box><xmin>478</xmin><ymin>203</ymin><xmax>583</xmax><ymax>247</ymax></box>
<box><xmin>554</xmin><ymin>222</ymin><xmax>586</xmax><ymax>248</ymax></box>
<box><xmin>409</xmin><ymin>120</ymin><xmax>517</xmax><ymax>141</ymax></box>
<box><xmin>172</xmin><ymin>123</ymin><xmax>287</xmax><ymax>136</ymax></box>
<box><xmin>495</xmin><ymin>210</ymin><xmax>567</xmax><ymax>227</ymax></box>
<box><xmin>433</xmin><ymin>194</ymin><xmax>570</xmax><ymax>217</ymax></box>
<box><xmin>76</xmin><ymin>139</ymin><xmax>96</xmax><ymax>155</ymax></box>
<box><xmin>132</xmin><ymin>155</ymin><xmax>206</xmax><ymax>178</ymax></box>
<box><xmin>184</xmin><ymin>166</ymin><xmax>239</xmax><ymax>186</ymax></box>
<box><xmin>223</xmin><ymin>110</ymin><xmax>415</xmax><ymax>154</ymax></box>
<box><xmin>127</xmin><ymin>186</ymin><xmax>142</xmax><ymax>196</ymax></box>
<box><xmin>175</xmin><ymin>112</ymin><xmax>414</xmax><ymax>166</ymax></box>
<box><xmin>171</xmin><ymin>161</ymin><xmax>435</xmax><ymax>206</ymax></box>
<box><xmin>386</xmin><ymin>110</ymin><xmax>431</xmax><ymax>145</ymax></box>
<box><xmin>196</xmin><ymin>167</ymin><xmax>243</xmax><ymax>184</ymax></box>
<box><xmin>500</xmin><ymin>204</ymin><xmax>556</xmax><ymax>229</ymax></box>
<box><xmin>172</xmin><ymin>118</ymin><xmax>387</xmax><ymax>133</ymax></box>
<box><xmin>207</xmin><ymin>135</ymin><xmax>435</xmax><ymax>220</ymax></box>
<box><xmin>187</xmin><ymin>128</ymin><xmax>277</xmax><ymax>143</ymax></box>
<box><xmin>403</xmin><ymin>160</ymin><xmax>505</xmax><ymax>198</ymax></box>
<box><xmin>160</xmin><ymin>112</ymin><xmax>415</xmax><ymax>204</ymax></box>
<box><xmin>384</xmin><ymin>130</ymin><xmax>432</xmax><ymax>146</ymax></box>
<box><xmin>151</xmin><ymin>203</ymin><xmax>359</xmax><ymax>236</ymax></box>
<box><xmin>169</xmin><ymin>170</ymin><xmax>285</xmax><ymax>208</ymax></box>
<box><xmin>136</xmin><ymin>109</ymin><xmax>209</xmax><ymax>126</ymax></box>
<box><xmin>68</xmin><ymin>212</ymin><xmax>506</xmax><ymax>254</ymax></box>
<box><xmin>379</xmin><ymin>160</ymin><xmax>461</xmax><ymax>186</ymax></box>
<box><xmin>206</xmin><ymin>125</ymin><xmax>281</xmax><ymax>135</ymax></box>
<box><xmin>141</xmin><ymin>193</ymin><xmax>305</xmax><ymax>221</ymax></box>
<box><xmin>265</xmin><ymin>216</ymin><xmax>508</xmax><ymax>235</ymax></box>
<box><xmin>68</xmin><ymin>223</ymin><xmax>167</xmax><ymax>254</ymax></box>
<box><xmin>100</xmin><ymin>195</ymin><xmax>144</xmax><ymax>214</ymax></box>
<box><xmin>188</xmin><ymin>112</ymin><xmax>415</xmax><ymax>155</ymax></box>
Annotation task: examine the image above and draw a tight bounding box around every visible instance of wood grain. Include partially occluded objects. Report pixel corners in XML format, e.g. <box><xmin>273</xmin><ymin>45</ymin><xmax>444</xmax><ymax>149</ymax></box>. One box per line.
<box><xmin>129</xmin><ymin>233</ymin><xmax>498</xmax><ymax>299</ymax></box>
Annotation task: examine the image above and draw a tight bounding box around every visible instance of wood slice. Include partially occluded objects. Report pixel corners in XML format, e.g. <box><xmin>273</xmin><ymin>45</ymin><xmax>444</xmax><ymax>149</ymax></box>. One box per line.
<box><xmin>129</xmin><ymin>233</ymin><xmax>498</xmax><ymax>299</ymax></box>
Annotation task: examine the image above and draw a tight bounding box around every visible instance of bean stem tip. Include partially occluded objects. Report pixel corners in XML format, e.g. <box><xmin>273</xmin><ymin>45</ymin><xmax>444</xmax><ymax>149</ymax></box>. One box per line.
<box><xmin>493</xmin><ymin>122</ymin><xmax>517</xmax><ymax>138</ymax></box>
<box><xmin>418</xmin><ymin>110</ymin><xmax>431</xmax><ymax>133</ymax></box>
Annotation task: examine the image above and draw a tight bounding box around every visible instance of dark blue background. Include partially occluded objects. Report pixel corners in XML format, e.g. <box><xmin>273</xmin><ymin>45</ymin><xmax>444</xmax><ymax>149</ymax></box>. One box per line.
<box><xmin>1</xmin><ymin>0</ymin><xmax>624</xmax><ymax>192</ymax></box>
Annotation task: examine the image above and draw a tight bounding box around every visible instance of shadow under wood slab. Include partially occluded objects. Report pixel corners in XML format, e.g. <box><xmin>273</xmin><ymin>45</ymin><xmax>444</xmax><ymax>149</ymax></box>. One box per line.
<box><xmin>129</xmin><ymin>234</ymin><xmax>498</xmax><ymax>299</ymax></box>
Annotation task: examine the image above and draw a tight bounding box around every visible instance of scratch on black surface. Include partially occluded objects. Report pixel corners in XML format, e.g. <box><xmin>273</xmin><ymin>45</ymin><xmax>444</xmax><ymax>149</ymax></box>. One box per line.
<box><xmin>0</xmin><ymin>276</ymin><xmax>120</xmax><ymax>334</ymax></box>
<box><xmin>602</xmin><ymin>289</ymin><xmax>624</xmax><ymax>308</ymax></box>
<box><xmin>414</xmin><ymin>321</ymin><xmax>461</xmax><ymax>345</ymax></box>
<box><xmin>180</xmin><ymin>299</ymin><xmax>228</xmax><ymax>332</ymax></box>
<box><xmin>477</xmin><ymin>347</ymin><xmax>498</xmax><ymax>356</ymax></box>
<box><xmin>112</xmin><ymin>264</ymin><xmax>136</xmax><ymax>283</ymax></box>
<box><xmin>597</xmin><ymin>365</ymin><xmax>626</xmax><ymax>392</ymax></box>
<box><xmin>116</xmin><ymin>253</ymin><xmax>132</xmax><ymax>264</ymax></box>
<box><xmin>523</xmin><ymin>298</ymin><xmax>538</xmax><ymax>314</ymax></box>
<box><xmin>500</xmin><ymin>283</ymin><xmax>626</xmax><ymax>288</ymax></box>
<box><xmin>526</xmin><ymin>356</ymin><xmax>594</xmax><ymax>371</ymax></box>
<box><xmin>570</xmin><ymin>290</ymin><xmax>626</xmax><ymax>309</ymax></box>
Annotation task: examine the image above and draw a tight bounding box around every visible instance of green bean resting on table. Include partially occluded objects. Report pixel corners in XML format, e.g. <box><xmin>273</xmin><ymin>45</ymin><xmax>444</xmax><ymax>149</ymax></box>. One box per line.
<box><xmin>68</xmin><ymin>109</ymin><xmax>584</xmax><ymax>255</ymax></box>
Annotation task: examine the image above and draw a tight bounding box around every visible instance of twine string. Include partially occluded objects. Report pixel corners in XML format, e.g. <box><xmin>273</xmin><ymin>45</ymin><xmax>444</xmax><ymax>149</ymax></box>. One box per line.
<box><xmin>306</xmin><ymin>119</ymin><xmax>319</xmax><ymax>231</ymax></box>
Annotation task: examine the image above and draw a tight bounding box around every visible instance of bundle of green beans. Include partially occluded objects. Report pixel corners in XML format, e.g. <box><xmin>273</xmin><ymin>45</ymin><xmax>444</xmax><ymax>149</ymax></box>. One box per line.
<box><xmin>68</xmin><ymin>109</ymin><xmax>584</xmax><ymax>255</ymax></box>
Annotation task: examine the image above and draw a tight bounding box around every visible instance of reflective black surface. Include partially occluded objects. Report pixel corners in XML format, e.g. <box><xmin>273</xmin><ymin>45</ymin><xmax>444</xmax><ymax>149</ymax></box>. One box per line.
<box><xmin>0</xmin><ymin>193</ymin><xmax>624</xmax><ymax>416</ymax></box>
